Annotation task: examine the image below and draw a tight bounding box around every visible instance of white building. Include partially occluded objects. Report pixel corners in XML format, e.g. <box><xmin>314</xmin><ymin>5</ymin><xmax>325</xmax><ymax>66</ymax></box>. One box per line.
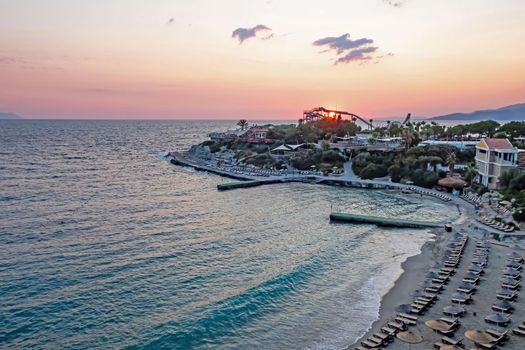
<box><xmin>475</xmin><ymin>138</ymin><xmax>518</xmax><ymax>189</ymax></box>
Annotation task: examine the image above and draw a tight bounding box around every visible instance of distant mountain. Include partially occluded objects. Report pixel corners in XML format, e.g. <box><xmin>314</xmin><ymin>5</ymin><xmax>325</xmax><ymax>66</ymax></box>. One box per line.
<box><xmin>429</xmin><ymin>103</ymin><xmax>525</xmax><ymax>121</ymax></box>
<box><xmin>0</xmin><ymin>112</ymin><xmax>22</xmax><ymax>119</ymax></box>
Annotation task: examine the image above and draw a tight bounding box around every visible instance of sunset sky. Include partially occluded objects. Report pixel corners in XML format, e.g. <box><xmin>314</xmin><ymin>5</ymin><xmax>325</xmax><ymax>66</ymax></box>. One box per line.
<box><xmin>1</xmin><ymin>0</ymin><xmax>524</xmax><ymax>119</ymax></box>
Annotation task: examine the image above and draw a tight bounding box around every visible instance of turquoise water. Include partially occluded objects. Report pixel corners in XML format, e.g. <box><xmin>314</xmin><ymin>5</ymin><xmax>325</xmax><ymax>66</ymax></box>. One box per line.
<box><xmin>0</xmin><ymin>120</ymin><xmax>458</xmax><ymax>349</ymax></box>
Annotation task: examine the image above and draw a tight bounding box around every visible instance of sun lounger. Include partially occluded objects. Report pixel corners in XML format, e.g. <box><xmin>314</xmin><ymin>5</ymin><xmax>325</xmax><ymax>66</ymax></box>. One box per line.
<box><xmin>410</xmin><ymin>307</ymin><xmax>425</xmax><ymax>315</ymax></box>
<box><xmin>372</xmin><ymin>332</ymin><xmax>391</xmax><ymax>342</ymax></box>
<box><xmin>441</xmin><ymin>335</ymin><xmax>463</xmax><ymax>346</ymax></box>
<box><xmin>368</xmin><ymin>335</ymin><xmax>387</xmax><ymax>346</ymax></box>
<box><xmin>395</xmin><ymin>316</ymin><xmax>417</xmax><ymax>326</ymax></box>
<box><xmin>425</xmin><ymin>286</ymin><xmax>441</xmax><ymax>294</ymax></box>
<box><xmin>463</xmin><ymin>276</ymin><xmax>480</xmax><ymax>284</ymax></box>
<box><xmin>381</xmin><ymin>326</ymin><xmax>397</xmax><ymax>335</ymax></box>
<box><xmin>387</xmin><ymin>321</ymin><xmax>406</xmax><ymax>331</ymax></box>
<box><xmin>418</xmin><ymin>296</ymin><xmax>434</xmax><ymax>303</ymax></box>
<box><xmin>440</xmin><ymin>316</ymin><xmax>460</xmax><ymax>326</ymax></box>
<box><xmin>501</xmin><ymin>283</ymin><xmax>520</xmax><ymax>290</ymax></box>
<box><xmin>497</xmin><ymin>291</ymin><xmax>517</xmax><ymax>301</ymax></box>
<box><xmin>433</xmin><ymin>341</ymin><xmax>447</xmax><ymax>349</ymax></box>
<box><xmin>474</xmin><ymin>341</ymin><xmax>498</xmax><ymax>349</ymax></box>
<box><xmin>361</xmin><ymin>339</ymin><xmax>380</xmax><ymax>348</ymax></box>
<box><xmin>485</xmin><ymin>329</ymin><xmax>508</xmax><ymax>343</ymax></box>
<box><xmin>513</xmin><ymin>327</ymin><xmax>525</xmax><ymax>336</ymax></box>
<box><xmin>397</xmin><ymin>313</ymin><xmax>418</xmax><ymax>321</ymax></box>
<box><xmin>432</xmin><ymin>277</ymin><xmax>448</xmax><ymax>285</ymax></box>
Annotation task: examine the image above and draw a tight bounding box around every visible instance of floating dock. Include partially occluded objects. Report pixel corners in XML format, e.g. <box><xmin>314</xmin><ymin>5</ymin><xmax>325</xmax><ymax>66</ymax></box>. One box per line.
<box><xmin>329</xmin><ymin>212</ymin><xmax>443</xmax><ymax>228</ymax></box>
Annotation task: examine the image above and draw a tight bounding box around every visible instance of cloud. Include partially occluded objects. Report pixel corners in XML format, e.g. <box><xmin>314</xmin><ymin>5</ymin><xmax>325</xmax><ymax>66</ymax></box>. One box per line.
<box><xmin>313</xmin><ymin>33</ymin><xmax>394</xmax><ymax>65</ymax></box>
<box><xmin>313</xmin><ymin>34</ymin><xmax>373</xmax><ymax>54</ymax></box>
<box><xmin>383</xmin><ymin>0</ymin><xmax>406</xmax><ymax>7</ymax></box>
<box><xmin>0</xmin><ymin>56</ymin><xmax>27</xmax><ymax>64</ymax></box>
<box><xmin>335</xmin><ymin>46</ymin><xmax>378</xmax><ymax>64</ymax></box>
<box><xmin>232</xmin><ymin>24</ymin><xmax>272</xmax><ymax>44</ymax></box>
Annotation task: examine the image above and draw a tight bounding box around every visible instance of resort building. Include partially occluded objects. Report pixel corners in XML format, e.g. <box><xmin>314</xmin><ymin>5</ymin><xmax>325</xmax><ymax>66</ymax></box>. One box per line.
<box><xmin>519</xmin><ymin>149</ymin><xmax>525</xmax><ymax>170</ymax></box>
<box><xmin>209</xmin><ymin>129</ymin><xmax>247</xmax><ymax>140</ymax></box>
<box><xmin>243</xmin><ymin>126</ymin><xmax>270</xmax><ymax>143</ymax></box>
<box><xmin>418</xmin><ymin>140</ymin><xmax>479</xmax><ymax>151</ymax></box>
<box><xmin>475</xmin><ymin>138</ymin><xmax>519</xmax><ymax>189</ymax></box>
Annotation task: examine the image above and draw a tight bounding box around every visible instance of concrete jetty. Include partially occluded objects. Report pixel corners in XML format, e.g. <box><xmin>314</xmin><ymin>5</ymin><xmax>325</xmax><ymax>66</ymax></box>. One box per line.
<box><xmin>330</xmin><ymin>212</ymin><xmax>444</xmax><ymax>228</ymax></box>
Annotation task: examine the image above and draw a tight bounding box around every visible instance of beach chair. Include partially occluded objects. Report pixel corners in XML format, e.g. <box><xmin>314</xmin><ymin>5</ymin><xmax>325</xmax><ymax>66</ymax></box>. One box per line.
<box><xmin>440</xmin><ymin>316</ymin><xmax>460</xmax><ymax>326</ymax></box>
<box><xmin>462</xmin><ymin>276</ymin><xmax>480</xmax><ymax>284</ymax></box>
<box><xmin>497</xmin><ymin>291</ymin><xmax>517</xmax><ymax>301</ymax></box>
<box><xmin>441</xmin><ymin>336</ymin><xmax>463</xmax><ymax>347</ymax></box>
<box><xmin>425</xmin><ymin>286</ymin><xmax>442</xmax><ymax>294</ymax></box>
<box><xmin>360</xmin><ymin>339</ymin><xmax>380</xmax><ymax>348</ymax></box>
<box><xmin>387</xmin><ymin>321</ymin><xmax>406</xmax><ymax>331</ymax></box>
<box><xmin>397</xmin><ymin>313</ymin><xmax>418</xmax><ymax>322</ymax></box>
<box><xmin>485</xmin><ymin>329</ymin><xmax>508</xmax><ymax>344</ymax></box>
<box><xmin>501</xmin><ymin>282</ymin><xmax>520</xmax><ymax>290</ymax></box>
<box><xmin>475</xmin><ymin>341</ymin><xmax>498</xmax><ymax>349</ymax></box>
<box><xmin>395</xmin><ymin>316</ymin><xmax>417</xmax><ymax>326</ymax></box>
<box><xmin>513</xmin><ymin>327</ymin><xmax>525</xmax><ymax>336</ymax></box>
<box><xmin>432</xmin><ymin>276</ymin><xmax>449</xmax><ymax>285</ymax></box>
<box><xmin>372</xmin><ymin>331</ymin><xmax>391</xmax><ymax>343</ymax></box>
<box><xmin>381</xmin><ymin>325</ymin><xmax>397</xmax><ymax>335</ymax></box>
<box><xmin>368</xmin><ymin>335</ymin><xmax>387</xmax><ymax>347</ymax></box>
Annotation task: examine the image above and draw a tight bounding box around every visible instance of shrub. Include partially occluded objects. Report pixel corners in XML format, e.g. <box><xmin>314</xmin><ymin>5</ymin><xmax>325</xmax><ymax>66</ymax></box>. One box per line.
<box><xmin>513</xmin><ymin>209</ymin><xmax>525</xmax><ymax>222</ymax></box>
<box><xmin>411</xmin><ymin>169</ymin><xmax>439</xmax><ymax>188</ymax></box>
<box><xmin>209</xmin><ymin>142</ymin><xmax>221</xmax><ymax>153</ymax></box>
<box><xmin>359</xmin><ymin>163</ymin><xmax>388</xmax><ymax>179</ymax></box>
<box><xmin>321</xmin><ymin>150</ymin><xmax>344</xmax><ymax>163</ymax></box>
<box><xmin>388</xmin><ymin>164</ymin><xmax>404</xmax><ymax>182</ymax></box>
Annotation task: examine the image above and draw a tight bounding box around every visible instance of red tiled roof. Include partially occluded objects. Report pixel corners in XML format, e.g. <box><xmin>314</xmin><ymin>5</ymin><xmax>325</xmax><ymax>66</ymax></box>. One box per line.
<box><xmin>483</xmin><ymin>138</ymin><xmax>515</xmax><ymax>149</ymax></box>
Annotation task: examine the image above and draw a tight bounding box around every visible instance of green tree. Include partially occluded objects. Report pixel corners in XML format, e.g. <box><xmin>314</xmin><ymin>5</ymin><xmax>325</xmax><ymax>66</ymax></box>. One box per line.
<box><xmin>388</xmin><ymin>164</ymin><xmax>404</xmax><ymax>182</ymax></box>
<box><xmin>497</xmin><ymin>121</ymin><xmax>525</xmax><ymax>139</ymax></box>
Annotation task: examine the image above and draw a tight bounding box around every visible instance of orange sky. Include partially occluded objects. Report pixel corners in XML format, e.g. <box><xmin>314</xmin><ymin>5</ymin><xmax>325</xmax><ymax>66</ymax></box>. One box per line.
<box><xmin>0</xmin><ymin>0</ymin><xmax>524</xmax><ymax>119</ymax></box>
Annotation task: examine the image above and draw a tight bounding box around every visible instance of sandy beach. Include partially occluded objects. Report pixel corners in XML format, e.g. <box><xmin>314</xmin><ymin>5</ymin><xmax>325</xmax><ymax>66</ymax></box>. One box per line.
<box><xmin>350</xmin><ymin>198</ymin><xmax>525</xmax><ymax>349</ymax></box>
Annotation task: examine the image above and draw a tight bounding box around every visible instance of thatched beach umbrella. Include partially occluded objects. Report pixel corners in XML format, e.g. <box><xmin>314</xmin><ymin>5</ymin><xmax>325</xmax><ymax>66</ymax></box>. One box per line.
<box><xmin>396</xmin><ymin>304</ymin><xmax>413</xmax><ymax>313</ymax></box>
<box><xmin>464</xmin><ymin>330</ymin><xmax>497</xmax><ymax>346</ymax></box>
<box><xmin>396</xmin><ymin>331</ymin><xmax>423</xmax><ymax>350</ymax></box>
<box><xmin>425</xmin><ymin>319</ymin><xmax>451</xmax><ymax>332</ymax></box>
<box><xmin>492</xmin><ymin>300</ymin><xmax>514</xmax><ymax>313</ymax></box>
<box><xmin>501</xmin><ymin>277</ymin><xmax>519</xmax><ymax>285</ymax></box>
<box><xmin>440</xmin><ymin>345</ymin><xmax>463</xmax><ymax>350</ymax></box>
<box><xmin>464</xmin><ymin>272</ymin><xmax>478</xmax><ymax>279</ymax></box>
<box><xmin>485</xmin><ymin>313</ymin><xmax>510</xmax><ymax>326</ymax></box>
<box><xmin>438</xmin><ymin>177</ymin><xmax>467</xmax><ymax>189</ymax></box>
<box><xmin>443</xmin><ymin>304</ymin><xmax>465</xmax><ymax>317</ymax></box>
<box><xmin>506</xmin><ymin>262</ymin><xmax>522</xmax><ymax>270</ymax></box>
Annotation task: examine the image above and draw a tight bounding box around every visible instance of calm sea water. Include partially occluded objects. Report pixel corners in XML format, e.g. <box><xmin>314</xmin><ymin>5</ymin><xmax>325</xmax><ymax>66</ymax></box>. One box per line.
<box><xmin>0</xmin><ymin>120</ymin><xmax>458</xmax><ymax>350</ymax></box>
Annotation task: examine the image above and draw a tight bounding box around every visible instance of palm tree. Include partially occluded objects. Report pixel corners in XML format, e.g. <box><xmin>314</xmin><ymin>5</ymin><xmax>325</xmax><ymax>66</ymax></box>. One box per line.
<box><xmin>237</xmin><ymin>119</ymin><xmax>248</xmax><ymax>131</ymax></box>
<box><xmin>402</xmin><ymin>128</ymin><xmax>414</xmax><ymax>150</ymax></box>
<box><xmin>445</xmin><ymin>152</ymin><xmax>457</xmax><ymax>175</ymax></box>
<box><xmin>464</xmin><ymin>162</ymin><xmax>477</xmax><ymax>184</ymax></box>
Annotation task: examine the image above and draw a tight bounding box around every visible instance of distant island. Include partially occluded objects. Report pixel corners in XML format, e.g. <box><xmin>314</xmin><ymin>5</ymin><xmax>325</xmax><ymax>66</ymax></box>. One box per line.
<box><xmin>429</xmin><ymin>102</ymin><xmax>525</xmax><ymax>121</ymax></box>
<box><xmin>0</xmin><ymin>112</ymin><xmax>22</xmax><ymax>119</ymax></box>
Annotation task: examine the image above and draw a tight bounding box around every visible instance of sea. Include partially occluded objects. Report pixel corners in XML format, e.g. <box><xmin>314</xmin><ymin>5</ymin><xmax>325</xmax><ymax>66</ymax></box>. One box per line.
<box><xmin>0</xmin><ymin>120</ymin><xmax>459</xmax><ymax>350</ymax></box>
